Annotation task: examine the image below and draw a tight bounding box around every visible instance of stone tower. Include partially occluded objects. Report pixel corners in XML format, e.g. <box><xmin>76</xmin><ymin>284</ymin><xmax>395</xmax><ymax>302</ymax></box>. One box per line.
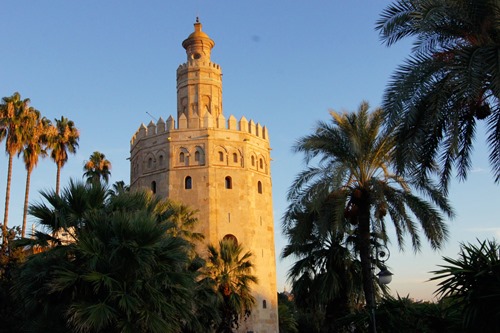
<box><xmin>130</xmin><ymin>19</ymin><xmax>279</xmax><ymax>333</ymax></box>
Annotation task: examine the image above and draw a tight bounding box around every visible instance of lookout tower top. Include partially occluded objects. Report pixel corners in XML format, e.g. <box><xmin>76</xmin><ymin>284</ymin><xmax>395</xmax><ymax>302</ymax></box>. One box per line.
<box><xmin>182</xmin><ymin>18</ymin><xmax>215</xmax><ymax>63</ymax></box>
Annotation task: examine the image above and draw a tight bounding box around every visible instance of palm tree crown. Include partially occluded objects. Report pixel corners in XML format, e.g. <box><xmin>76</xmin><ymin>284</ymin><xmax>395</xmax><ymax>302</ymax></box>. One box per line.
<box><xmin>48</xmin><ymin>116</ymin><xmax>79</xmax><ymax>195</ymax></box>
<box><xmin>376</xmin><ymin>0</ymin><xmax>500</xmax><ymax>188</ymax></box>
<box><xmin>430</xmin><ymin>239</ymin><xmax>500</xmax><ymax>332</ymax></box>
<box><xmin>203</xmin><ymin>239</ymin><xmax>258</xmax><ymax>333</ymax></box>
<box><xmin>286</xmin><ymin>102</ymin><xmax>454</xmax><ymax>332</ymax></box>
<box><xmin>83</xmin><ymin>151</ymin><xmax>112</xmax><ymax>185</ymax></box>
<box><xmin>0</xmin><ymin>92</ymin><xmax>32</xmax><ymax>237</ymax></box>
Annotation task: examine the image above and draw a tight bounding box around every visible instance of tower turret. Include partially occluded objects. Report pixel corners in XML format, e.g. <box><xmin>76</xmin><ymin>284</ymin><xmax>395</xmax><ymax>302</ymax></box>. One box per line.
<box><xmin>131</xmin><ymin>20</ymin><xmax>278</xmax><ymax>332</ymax></box>
<box><xmin>182</xmin><ymin>17</ymin><xmax>214</xmax><ymax>62</ymax></box>
<box><xmin>177</xmin><ymin>18</ymin><xmax>223</xmax><ymax>127</ymax></box>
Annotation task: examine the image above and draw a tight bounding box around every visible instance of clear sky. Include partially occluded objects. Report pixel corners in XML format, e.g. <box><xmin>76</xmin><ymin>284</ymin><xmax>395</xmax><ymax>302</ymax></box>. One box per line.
<box><xmin>1</xmin><ymin>1</ymin><xmax>498</xmax><ymax>301</ymax></box>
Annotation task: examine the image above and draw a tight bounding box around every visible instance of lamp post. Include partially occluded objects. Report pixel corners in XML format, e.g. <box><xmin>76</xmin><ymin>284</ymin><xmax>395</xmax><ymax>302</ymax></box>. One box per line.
<box><xmin>369</xmin><ymin>243</ymin><xmax>393</xmax><ymax>333</ymax></box>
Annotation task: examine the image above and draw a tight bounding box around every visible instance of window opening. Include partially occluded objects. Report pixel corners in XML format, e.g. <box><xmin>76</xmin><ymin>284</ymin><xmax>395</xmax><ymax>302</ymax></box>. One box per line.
<box><xmin>185</xmin><ymin>176</ymin><xmax>192</xmax><ymax>189</ymax></box>
<box><xmin>223</xmin><ymin>234</ymin><xmax>238</xmax><ymax>245</ymax></box>
<box><xmin>258</xmin><ymin>181</ymin><xmax>262</xmax><ymax>194</ymax></box>
<box><xmin>151</xmin><ymin>181</ymin><xmax>156</xmax><ymax>194</ymax></box>
<box><xmin>225</xmin><ymin>176</ymin><xmax>232</xmax><ymax>189</ymax></box>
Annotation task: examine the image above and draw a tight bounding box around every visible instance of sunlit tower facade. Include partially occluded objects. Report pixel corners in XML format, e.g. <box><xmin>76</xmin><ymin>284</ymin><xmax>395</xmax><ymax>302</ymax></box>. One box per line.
<box><xmin>130</xmin><ymin>19</ymin><xmax>278</xmax><ymax>333</ymax></box>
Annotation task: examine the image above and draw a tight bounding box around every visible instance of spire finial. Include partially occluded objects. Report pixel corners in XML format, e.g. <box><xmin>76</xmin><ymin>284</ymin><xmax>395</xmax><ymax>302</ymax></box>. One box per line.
<box><xmin>196</xmin><ymin>16</ymin><xmax>199</xmax><ymax>23</ymax></box>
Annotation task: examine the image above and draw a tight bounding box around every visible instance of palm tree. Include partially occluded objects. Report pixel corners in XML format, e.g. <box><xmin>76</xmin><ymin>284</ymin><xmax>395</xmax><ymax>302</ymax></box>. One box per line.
<box><xmin>0</xmin><ymin>92</ymin><xmax>32</xmax><ymax>238</ymax></box>
<box><xmin>282</xmin><ymin>201</ymin><xmax>364</xmax><ymax>332</ymax></box>
<box><xmin>83</xmin><ymin>151</ymin><xmax>112</xmax><ymax>185</ymax></box>
<box><xmin>163</xmin><ymin>201</ymin><xmax>203</xmax><ymax>244</ymax></box>
<box><xmin>19</xmin><ymin>110</ymin><xmax>52</xmax><ymax>237</ymax></box>
<box><xmin>287</xmin><ymin>102</ymin><xmax>454</xmax><ymax>333</ymax></box>
<box><xmin>203</xmin><ymin>239</ymin><xmax>258</xmax><ymax>333</ymax></box>
<box><xmin>430</xmin><ymin>239</ymin><xmax>500</xmax><ymax>332</ymax></box>
<box><xmin>108</xmin><ymin>180</ymin><xmax>129</xmax><ymax>197</ymax></box>
<box><xmin>28</xmin><ymin>179</ymin><xmax>108</xmax><ymax>247</ymax></box>
<box><xmin>18</xmin><ymin>181</ymin><xmax>199</xmax><ymax>333</ymax></box>
<box><xmin>376</xmin><ymin>0</ymin><xmax>500</xmax><ymax>189</ymax></box>
<box><xmin>48</xmin><ymin>116</ymin><xmax>79</xmax><ymax>195</ymax></box>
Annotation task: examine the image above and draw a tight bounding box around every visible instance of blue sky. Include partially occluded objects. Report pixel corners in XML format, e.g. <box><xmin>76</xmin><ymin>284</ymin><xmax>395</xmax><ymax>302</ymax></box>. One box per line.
<box><xmin>1</xmin><ymin>1</ymin><xmax>498</xmax><ymax>301</ymax></box>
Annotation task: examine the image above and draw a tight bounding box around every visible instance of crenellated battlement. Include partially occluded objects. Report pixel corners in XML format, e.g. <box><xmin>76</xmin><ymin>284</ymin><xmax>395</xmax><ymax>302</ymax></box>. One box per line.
<box><xmin>177</xmin><ymin>61</ymin><xmax>221</xmax><ymax>72</ymax></box>
<box><xmin>130</xmin><ymin>113</ymin><xmax>268</xmax><ymax>147</ymax></box>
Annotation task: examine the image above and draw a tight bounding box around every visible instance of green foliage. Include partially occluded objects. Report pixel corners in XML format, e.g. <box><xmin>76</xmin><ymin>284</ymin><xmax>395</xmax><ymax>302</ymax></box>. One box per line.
<box><xmin>83</xmin><ymin>151</ymin><xmax>112</xmax><ymax>185</ymax></box>
<box><xmin>48</xmin><ymin>116</ymin><xmax>79</xmax><ymax>194</ymax></box>
<box><xmin>0</xmin><ymin>92</ymin><xmax>34</xmax><ymax>232</ymax></box>
<box><xmin>12</xmin><ymin>181</ymin><xmax>203</xmax><ymax>333</ymax></box>
<box><xmin>277</xmin><ymin>292</ymin><xmax>299</xmax><ymax>333</ymax></box>
<box><xmin>339</xmin><ymin>295</ymin><xmax>463</xmax><ymax>333</ymax></box>
<box><xmin>202</xmin><ymin>239</ymin><xmax>258</xmax><ymax>333</ymax></box>
<box><xmin>282</xmin><ymin>200</ymin><xmax>364</xmax><ymax>332</ymax></box>
<box><xmin>0</xmin><ymin>225</ymin><xmax>25</xmax><ymax>333</ymax></box>
<box><xmin>377</xmin><ymin>0</ymin><xmax>500</xmax><ymax>187</ymax></box>
<box><xmin>285</xmin><ymin>102</ymin><xmax>453</xmax><ymax>332</ymax></box>
<box><xmin>431</xmin><ymin>239</ymin><xmax>500</xmax><ymax>332</ymax></box>
<box><xmin>373</xmin><ymin>295</ymin><xmax>462</xmax><ymax>333</ymax></box>
<box><xmin>19</xmin><ymin>110</ymin><xmax>52</xmax><ymax>237</ymax></box>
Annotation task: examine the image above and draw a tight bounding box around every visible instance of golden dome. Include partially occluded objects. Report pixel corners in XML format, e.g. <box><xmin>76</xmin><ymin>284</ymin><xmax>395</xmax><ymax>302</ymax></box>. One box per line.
<box><xmin>182</xmin><ymin>18</ymin><xmax>215</xmax><ymax>50</ymax></box>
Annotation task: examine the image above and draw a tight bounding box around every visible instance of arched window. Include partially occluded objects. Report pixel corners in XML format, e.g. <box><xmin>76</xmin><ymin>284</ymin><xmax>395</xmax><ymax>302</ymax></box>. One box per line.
<box><xmin>225</xmin><ymin>176</ymin><xmax>232</xmax><ymax>189</ymax></box>
<box><xmin>263</xmin><ymin>300</ymin><xmax>267</xmax><ymax>309</ymax></box>
<box><xmin>179</xmin><ymin>152</ymin><xmax>185</xmax><ymax>163</ymax></box>
<box><xmin>233</xmin><ymin>153</ymin><xmax>238</xmax><ymax>163</ymax></box>
<box><xmin>223</xmin><ymin>234</ymin><xmax>238</xmax><ymax>245</ymax></box>
<box><xmin>148</xmin><ymin>157</ymin><xmax>153</xmax><ymax>168</ymax></box>
<box><xmin>151</xmin><ymin>181</ymin><xmax>156</xmax><ymax>194</ymax></box>
<box><xmin>195</xmin><ymin>151</ymin><xmax>200</xmax><ymax>162</ymax></box>
<box><xmin>258</xmin><ymin>181</ymin><xmax>262</xmax><ymax>194</ymax></box>
<box><xmin>259</xmin><ymin>158</ymin><xmax>263</xmax><ymax>169</ymax></box>
<box><xmin>219</xmin><ymin>151</ymin><xmax>224</xmax><ymax>162</ymax></box>
<box><xmin>185</xmin><ymin>176</ymin><xmax>192</xmax><ymax>189</ymax></box>
<box><xmin>159</xmin><ymin>155</ymin><xmax>164</xmax><ymax>166</ymax></box>
<box><xmin>251</xmin><ymin>155</ymin><xmax>255</xmax><ymax>166</ymax></box>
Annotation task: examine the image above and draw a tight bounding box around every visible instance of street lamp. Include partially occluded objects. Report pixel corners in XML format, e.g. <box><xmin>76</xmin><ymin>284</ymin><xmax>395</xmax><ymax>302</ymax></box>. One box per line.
<box><xmin>377</xmin><ymin>267</ymin><xmax>393</xmax><ymax>285</ymax></box>
<box><xmin>369</xmin><ymin>243</ymin><xmax>393</xmax><ymax>333</ymax></box>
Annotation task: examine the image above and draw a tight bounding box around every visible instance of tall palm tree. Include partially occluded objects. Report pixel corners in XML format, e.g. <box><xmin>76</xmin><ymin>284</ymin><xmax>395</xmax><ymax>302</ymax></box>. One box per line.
<box><xmin>376</xmin><ymin>0</ymin><xmax>500</xmax><ymax>189</ymax></box>
<box><xmin>287</xmin><ymin>102</ymin><xmax>454</xmax><ymax>333</ymax></box>
<box><xmin>202</xmin><ymin>239</ymin><xmax>258</xmax><ymax>333</ymax></box>
<box><xmin>0</xmin><ymin>92</ymin><xmax>31</xmax><ymax>238</ymax></box>
<box><xmin>19</xmin><ymin>109</ymin><xmax>52</xmax><ymax>237</ymax></box>
<box><xmin>48</xmin><ymin>116</ymin><xmax>79</xmax><ymax>195</ymax></box>
<box><xmin>83</xmin><ymin>151</ymin><xmax>112</xmax><ymax>185</ymax></box>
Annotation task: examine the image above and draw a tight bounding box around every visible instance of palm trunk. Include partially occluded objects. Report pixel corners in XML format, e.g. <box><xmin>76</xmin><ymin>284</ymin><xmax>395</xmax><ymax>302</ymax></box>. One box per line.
<box><xmin>358</xmin><ymin>193</ymin><xmax>376</xmax><ymax>333</ymax></box>
<box><xmin>56</xmin><ymin>163</ymin><xmax>61</xmax><ymax>195</ymax></box>
<box><xmin>2</xmin><ymin>153</ymin><xmax>14</xmax><ymax>244</ymax></box>
<box><xmin>22</xmin><ymin>167</ymin><xmax>33</xmax><ymax>237</ymax></box>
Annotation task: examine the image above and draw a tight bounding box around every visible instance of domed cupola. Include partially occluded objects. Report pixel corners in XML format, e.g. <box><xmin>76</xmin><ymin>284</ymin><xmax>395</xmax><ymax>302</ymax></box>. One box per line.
<box><xmin>182</xmin><ymin>17</ymin><xmax>215</xmax><ymax>63</ymax></box>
